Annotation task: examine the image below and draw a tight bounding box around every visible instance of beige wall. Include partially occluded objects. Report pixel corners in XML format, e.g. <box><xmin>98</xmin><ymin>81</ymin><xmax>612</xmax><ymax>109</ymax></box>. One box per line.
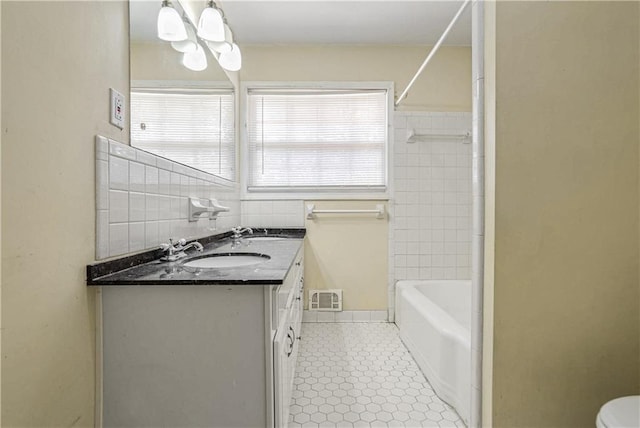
<box><xmin>240</xmin><ymin>45</ymin><xmax>471</xmax><ymax>112</ymax></box>
<box><xmin>304</xmin><ymin>201</ymin><xmax>388</xmax><ymax>310</ymax></box>
<box><xmin>1</xmin><ymin>1</ymin><xmax>129</xmax><ymax>426</ymax></box>
<box><xmin>491</xmin><ymin>2</ymin><xmax>640</xmax><ymax>427</ymax></box>
<box><xmin>130</xmin><ymin>41</ymin><xmax>231</xmax><ymax>83</ymax></box>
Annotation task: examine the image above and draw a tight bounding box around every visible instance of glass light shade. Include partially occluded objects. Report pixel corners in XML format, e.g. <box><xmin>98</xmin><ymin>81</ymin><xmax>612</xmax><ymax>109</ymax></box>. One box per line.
<box><xmin>206</xmin><ymin>40</ymin><xmax>230</xmax><ymax>53</ymax></box>
<box><xmin>219</xmin><ymin>43</ymin><xmax>241</xmax><ymax>71</ymax></box>
<box><xmin>197</xmin><ymin>5</ymin><xmax>225</xmax><ymax>42</ymax></box>
<box><xmin>157</xmin><ymin>4</ymin><xmax>188</xmax><ymax>41</ymax></box>
<box><xmin>207</xmin><ymin>24</ymin><xmax>233</xmax><ymax>52</ymax></box>
<box><xmin>171</xmin><ymin>21</ymin><xmax>197</xmax><ymax>53</ymax></box>
<box><xmin>182</xmin><ymin>43</ymin><xmax>208</xmax><ymax>71</ymax></box>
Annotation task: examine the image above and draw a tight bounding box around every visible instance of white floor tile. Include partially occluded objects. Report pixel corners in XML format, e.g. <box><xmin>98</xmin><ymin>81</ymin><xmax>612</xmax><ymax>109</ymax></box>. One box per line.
<box><xmin>288</xmin><ymin>323</ymin><xmax>465</xmax><ymax>428</ymax></box>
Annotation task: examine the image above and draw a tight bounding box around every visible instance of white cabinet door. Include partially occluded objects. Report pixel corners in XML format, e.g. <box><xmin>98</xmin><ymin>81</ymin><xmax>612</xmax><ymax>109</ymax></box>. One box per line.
<box><xmin>273</xmin><ymin>312</ymin><xmax>295</xmax><ymax>428</ymax></box>
<box><xmin>273</xmin><ymin>248</ymin><xmax>305</xmax><ymax>428</ymax></box>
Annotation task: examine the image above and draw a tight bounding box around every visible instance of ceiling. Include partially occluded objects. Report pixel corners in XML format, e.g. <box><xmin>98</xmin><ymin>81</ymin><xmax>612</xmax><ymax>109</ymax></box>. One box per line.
<box><xmin>130</xmin><ymin>0</ymin><xmax>472</xmax><ymax>46</ymax></box>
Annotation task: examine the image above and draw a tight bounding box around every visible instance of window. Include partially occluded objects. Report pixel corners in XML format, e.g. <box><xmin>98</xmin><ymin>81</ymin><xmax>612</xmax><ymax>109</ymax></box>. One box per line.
<box><xmin>245</xmin><ymin>85</ymin><xmax>390</xmax><ymax>193</ymax></box>
<box><xmin>131</xmin><ymin>87</ymin><xmax>235</xmax><ymax>181</ymax></box>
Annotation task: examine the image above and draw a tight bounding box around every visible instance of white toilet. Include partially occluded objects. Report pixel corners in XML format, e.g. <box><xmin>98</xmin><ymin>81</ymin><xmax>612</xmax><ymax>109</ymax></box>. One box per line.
<box><xmin>596</xmin><ymin>396</ymin><xmax>640</xmax><ymax>428</ymax></box>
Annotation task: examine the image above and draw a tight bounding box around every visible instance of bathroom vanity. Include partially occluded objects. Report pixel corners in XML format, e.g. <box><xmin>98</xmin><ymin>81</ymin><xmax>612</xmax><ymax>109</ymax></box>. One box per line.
<box><xmin>87</xmin><ymin>230</ymin><xmax>304</xmax><ymax>428</ymax></box>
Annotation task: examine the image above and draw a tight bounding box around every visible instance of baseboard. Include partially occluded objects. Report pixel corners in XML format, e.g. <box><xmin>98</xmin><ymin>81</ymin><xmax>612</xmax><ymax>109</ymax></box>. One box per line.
<box><xmin>302</xmin><ymin>310</ymin><xmax>388</xmax><ymax>323</ymax></box>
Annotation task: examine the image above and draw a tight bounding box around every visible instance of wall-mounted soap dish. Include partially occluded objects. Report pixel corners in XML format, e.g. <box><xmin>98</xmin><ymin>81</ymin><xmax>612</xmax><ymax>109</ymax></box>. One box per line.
<box><xmin>188</xmin><ymin>198</ymin><xmax>230</xmax><ymax>222</ymax></box>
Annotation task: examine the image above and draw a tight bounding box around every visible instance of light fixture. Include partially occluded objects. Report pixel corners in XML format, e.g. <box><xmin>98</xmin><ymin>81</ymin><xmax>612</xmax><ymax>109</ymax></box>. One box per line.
<box><xmin>156</xmin><ymin>0</ymin><xmax>241</xmax><ymax>72</ymax></box>
<box><xmin>218</xmin><ymin>43</ymin><xmax>242</xmax><ymax>71</ymax></box>
<box><xmin>207</xmin><ymin>23</ymin><xmax>233</xmax><ymax>53</ymax></box>
<box><xmin>171</xmin><ymin>18</ymin><xmax>198</xmax><ymax>53</ymax></box>
<box><xmin>182</xmin><ymin>43</ymin><xmax>208</xmax><ymax>71</ymax></box>
<box><xmin>157</xmin><ymin>0</ymin><xmax>188</xmax><ymax>42</ymax></box>
<box><xmin>197</xmin><ymin>1</ymin><xmax>225</xmax><ymax>42</ymax></box>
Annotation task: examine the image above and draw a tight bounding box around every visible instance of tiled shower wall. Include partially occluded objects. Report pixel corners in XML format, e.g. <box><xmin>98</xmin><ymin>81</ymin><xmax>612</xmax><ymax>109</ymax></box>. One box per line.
<box><xmin>388</xmin><ymin>111</ymin><xmax>472</xmax><ymax>316</ymax></box>
<box><xmin>95</xmin><ymin>136</ymin><xmax>240</xmax><ymax>260</ymax></box>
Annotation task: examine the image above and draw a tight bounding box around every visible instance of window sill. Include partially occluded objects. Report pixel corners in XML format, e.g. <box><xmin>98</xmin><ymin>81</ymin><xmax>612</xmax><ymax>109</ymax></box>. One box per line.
<box><xmin>241</xmin><ymin>191</ymin><xmax>390</xmax><ymax>201</ymax></box>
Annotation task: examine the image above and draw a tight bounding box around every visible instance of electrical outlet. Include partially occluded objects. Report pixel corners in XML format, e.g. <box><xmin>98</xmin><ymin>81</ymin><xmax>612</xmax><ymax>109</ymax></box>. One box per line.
<box><xmin>110</xmin><ymin>88</ymin><xmax>125</xmax><ymax>129</ymax></box>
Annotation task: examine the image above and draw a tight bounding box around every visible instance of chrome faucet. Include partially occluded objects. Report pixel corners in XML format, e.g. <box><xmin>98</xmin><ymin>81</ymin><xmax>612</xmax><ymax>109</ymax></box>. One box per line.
<box><xmin>160</xmin><ymin>238</ymin><xmax>204</xmax><ymax>261</ymax></box>
<box><xmin>231</xmin><ymin>226</ymin><xmax>253</xmax><ymax>240</ymax></box>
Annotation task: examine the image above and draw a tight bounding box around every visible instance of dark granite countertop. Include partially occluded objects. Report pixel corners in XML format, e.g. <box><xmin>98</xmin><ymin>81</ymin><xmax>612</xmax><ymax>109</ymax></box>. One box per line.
<box><xmin>87</xmin><ymin>228</ymin><xmax>305</xmax><ymax>286</ymax></box>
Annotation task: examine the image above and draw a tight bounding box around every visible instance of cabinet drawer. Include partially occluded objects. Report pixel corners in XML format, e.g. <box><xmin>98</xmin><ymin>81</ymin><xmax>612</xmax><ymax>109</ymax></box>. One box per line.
<box><xmin>274</xmin><ymin>248</ymin><xmax>304</xmax><ymax>328</ymax></box>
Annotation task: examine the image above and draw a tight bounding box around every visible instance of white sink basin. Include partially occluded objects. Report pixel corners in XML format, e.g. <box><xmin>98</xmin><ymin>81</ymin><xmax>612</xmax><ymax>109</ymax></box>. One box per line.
<box><xmin>244</xmin><ymin>236</ymin><xmax>286</xmax><ymax>241</ymax></box>
<box><xmin>183</xmin><ymin>253</ymin><xmax>270</xmax><ymax>269</ymax></box>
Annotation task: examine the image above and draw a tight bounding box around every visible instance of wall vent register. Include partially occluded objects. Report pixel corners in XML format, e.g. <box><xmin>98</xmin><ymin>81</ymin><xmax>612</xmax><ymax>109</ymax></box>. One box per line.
<box><xmin>309</xmin><ymin>289</ymin><xmax>343</xmax><ymax>311</ymax></box>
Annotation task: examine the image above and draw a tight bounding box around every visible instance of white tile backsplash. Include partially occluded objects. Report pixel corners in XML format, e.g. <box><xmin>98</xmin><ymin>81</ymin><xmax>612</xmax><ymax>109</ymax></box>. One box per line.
<box><xmin>156</xmin><ymin>156</ymin><xmax>173</xmax><ymax>171</ymax></box>
<box><xmin>129</xmin><ymin>162</ymin><xmax>146</xmax><ymax>193</ymax></box>
<box><xmin>136</xmin><ymin>149</ymin><xmax>157</xmax><ymax>166</ymax></box>
<box><xmin>129</xmin><ymin>192</ymin><xmax>146</xmax><ymax>222</ymax></box>
<box><xmin>96</xmin><ymin>160</ymin><xmax>109</xmax><ymax>210</ymax></box>
<box><xmin>109</xmin><ymin>141</ymin><xmax>136</xmax><ymax>160</ymax></box>
<box><xmin>145</xmin><ymin>166</ymin><xmax>159</xmax><ymax>194</ymax></box>
<box><xmin>129</xmin><ymin>222</ymin><xmax>146</xmax><ymax>253</ymax></box>
<box><xmin>158</xmin><ymin>220</ymin><xmax>171</xmax><ymax>242</ymax></box>
<box><xmin>95</xmin><ymin>136</ymin><xmax>241</xmax><ymax>260</ymax></box>
<box><xmin>109</xmin><ymin>156</ymin><xmax>129</xmax><ymax>191</ymax></box>
<box><xmin>158</xmin><ymin>169</ymin><xmax>171</xmax><ymax>195</ymax></box>
<box><xmin>170</xmin><ymin>172</ymin><xmax>181</xmax><ymax>196</ymax></box>
<box><xmin>158</xmin><ymin>195</ymin><xmax>172</xmax><ymax>220</ymax></box>
<box><xmin>96</xmin><ymin>210</ymin><xmax>109</xmax><ymax>259</ymax></box>
<box><xmin>96</xmin><ymin>135</ymin><xmax>109</xmax><ymax>154</ymax></box>
<box><xmin>240</xmin><ymin>200</ymin><xmax>305</xmax><ymax>228</ymax></box>
<box><xmin>109</xmin><ymin>223</ymin><xmax>129</xmax><ymax>255</ymax></box>
<box><xmin>145</xmin><ymin>221</ymin><xmax>159</xmax><ymax>248</ymax></box>
<box><xmin>109</xmin><ymin>190</ymin><xmax>129</xmax><ymax>223</ymax></box>
<box><xmin>145</xmin><ymin>194</ymin><xmax>159</xmax><ymax>221</ymax></box>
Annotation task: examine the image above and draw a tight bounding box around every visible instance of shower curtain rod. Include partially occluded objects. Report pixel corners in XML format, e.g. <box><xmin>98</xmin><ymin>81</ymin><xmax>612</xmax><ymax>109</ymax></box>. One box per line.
<box><xmin>395</xmin><ymin>0</ymin><xmax>472</xmax><ymax>107</ymax></box>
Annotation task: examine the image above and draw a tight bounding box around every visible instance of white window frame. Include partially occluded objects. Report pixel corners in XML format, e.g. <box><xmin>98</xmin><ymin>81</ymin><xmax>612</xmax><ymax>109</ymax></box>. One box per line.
<box><xmin>131</xmin><ymin>80</ymin><xmax>238</xmax><ymax>185</ymax></box>
<box><xmin>241</xmin><ymin>81</ymin><xmax>393</xmax><ymax>200</ymax></box>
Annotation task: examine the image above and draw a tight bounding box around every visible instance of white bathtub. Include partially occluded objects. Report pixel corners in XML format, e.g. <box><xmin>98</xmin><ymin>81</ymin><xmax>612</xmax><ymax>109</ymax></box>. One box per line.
<box><xmin>395</xmin><ymin>280</ymin><xmax>471</xmax><ymax>425</ymax></box>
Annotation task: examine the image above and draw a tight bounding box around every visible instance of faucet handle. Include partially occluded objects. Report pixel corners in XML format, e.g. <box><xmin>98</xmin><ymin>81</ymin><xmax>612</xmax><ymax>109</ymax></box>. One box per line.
<box><xmin>160</xmin><ymin>238</ymin><xmax>186</xmax><ymax>252</ymax></box>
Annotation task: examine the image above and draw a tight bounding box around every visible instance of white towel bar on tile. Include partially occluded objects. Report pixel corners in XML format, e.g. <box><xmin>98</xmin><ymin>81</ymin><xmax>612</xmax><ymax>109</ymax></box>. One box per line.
<box><xmin>406</xmin><ymin>129</ymin><xmax>471</xmax><ymax>144</ymax></box>
<box><xmin>306</xmin><ymin>204</ymin><xmax>385</xmax><ymax>220</ymax></box>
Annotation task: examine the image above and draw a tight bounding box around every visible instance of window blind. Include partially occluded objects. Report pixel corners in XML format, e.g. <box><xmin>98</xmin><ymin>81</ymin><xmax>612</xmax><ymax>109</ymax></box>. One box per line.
<box><xmin>246</xmin><ymin>89</ymin><xmax>388</xmax><ymax>191</ymax></box>
<box><xmin>131</xmin><ymin>88</ymin><xmax>235</xmax><ymax>181</ymax></box>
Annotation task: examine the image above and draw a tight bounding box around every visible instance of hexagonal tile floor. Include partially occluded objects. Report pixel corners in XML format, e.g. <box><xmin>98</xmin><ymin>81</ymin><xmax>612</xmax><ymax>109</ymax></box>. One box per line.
<box><xmin>288</xmin><ymin>322</ymin><xmax>465</xmax><ymax>427</ymax></box>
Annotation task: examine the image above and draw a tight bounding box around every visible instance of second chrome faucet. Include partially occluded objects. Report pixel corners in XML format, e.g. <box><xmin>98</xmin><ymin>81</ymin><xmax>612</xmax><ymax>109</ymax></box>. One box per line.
<box><xmin>160</xmin><ymin>238</ymin><xmax>204</xmax><ymax>262</ymax></box>
<box><xmin>231</xmin><ymin>226</ymin><xmax>253</xmax><ymax>240</ymax></box>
